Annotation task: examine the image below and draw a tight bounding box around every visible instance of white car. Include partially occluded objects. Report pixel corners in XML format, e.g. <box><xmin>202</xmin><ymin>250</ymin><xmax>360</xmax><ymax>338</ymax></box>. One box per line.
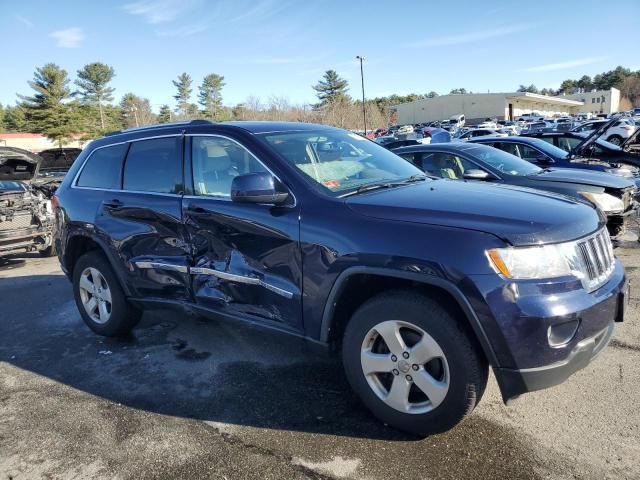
<box><xmin>453</xmin><ymin>128</ymin><xmax>507</xmax><ymax>141</ymax></box>
<box><xmin>571</xmin><ymin>118</ymin><xmax>637</xmax><ymax>146</ymax></box>
<box><xmin>475</xmin><ymin>121</ymin><xmax>498</xmax><ymax>129</ymax></box>
<box><xmin>516</xmin><ymin>113</ymin><xmax>545</xmax><ymax>122</ymax></box>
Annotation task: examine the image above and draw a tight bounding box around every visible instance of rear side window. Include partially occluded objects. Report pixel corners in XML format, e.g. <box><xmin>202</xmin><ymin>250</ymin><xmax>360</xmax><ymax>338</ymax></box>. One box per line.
<box><xmin>77</xmin><ymin>144</ymin><xmax>127</xmax><ymax>189</ymax></box>
<box><xmin>123</xmin><ymin>137</ymin><xmax>182</xmax><ymax>193</ymax></box>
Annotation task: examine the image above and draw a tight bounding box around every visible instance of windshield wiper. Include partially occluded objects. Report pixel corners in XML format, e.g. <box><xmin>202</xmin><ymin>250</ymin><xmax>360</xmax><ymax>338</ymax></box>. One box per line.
<box><xmin>341</xmin><ymin>175</ymin><xmax>428</xmax><ymax>198</ymax></box>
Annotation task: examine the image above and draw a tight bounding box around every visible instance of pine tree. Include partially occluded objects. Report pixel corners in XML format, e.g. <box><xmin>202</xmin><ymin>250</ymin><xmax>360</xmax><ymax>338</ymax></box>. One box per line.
<box><xmin>75</xmin><ymin>62</ymin><xmax>116</xmax><ymax>131</ymax></box>
<box><xmin>158</xmin><ymin>104</ymin><xmax>172</xmax><ymax>123</ymax></box>
<box><xmin>120</xmin><ymin>93</ymin><xmax>155</xmax><ymax>128</ymax></box>
<box><xmin>20</xmin><ymin>63</ymin><xmax>76</xmax><ymax>147</ymax></box>
<box><xmin>3</xmin><ymin>105</ymin><xmax>28</xmax><ymax>132</ymax></box>
<box><xmin>198</xmin><ymin>73</ymin><xmax>225</xmax><ymax>120</ymax></box>
<box><xmin>172</xmin><ymin>73</ymin><xmax>193</xmax><ymax>118</ymax></box>
<box><xmin>313</xmin><ymin>70</ymin><xmax>349</xmax><ymax>105</ymax></box>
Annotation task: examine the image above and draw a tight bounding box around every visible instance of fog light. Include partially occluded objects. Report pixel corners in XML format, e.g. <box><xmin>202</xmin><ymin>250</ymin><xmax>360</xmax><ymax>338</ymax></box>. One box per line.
<box><xmin>548</xmin><ymin>320</ymin><xmax>580</xmax><ymax>347</ymax></box>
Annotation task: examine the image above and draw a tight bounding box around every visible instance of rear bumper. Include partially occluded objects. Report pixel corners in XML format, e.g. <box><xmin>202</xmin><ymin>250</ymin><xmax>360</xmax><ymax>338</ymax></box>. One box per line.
<box><xmin>495</xmin><ymin>320</ymin><xmax>614</xmax><ymax>399</ymax></box>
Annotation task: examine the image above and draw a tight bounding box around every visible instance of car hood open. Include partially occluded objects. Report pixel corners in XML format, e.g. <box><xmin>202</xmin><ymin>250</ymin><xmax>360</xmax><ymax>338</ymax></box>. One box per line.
<box><xmin>530</xmin><ymin>167</ymin><xmax>634</xmax><ymax>189</ymax></box>
<box><xmin>346</xmin><ymin>180</ymin><xmax>602</xmax><ymax>246</ymax></box>
<box><xmin>0</xmin><ymin>147</ymin><xmax>41</xmax><ymax>183</ymax></box>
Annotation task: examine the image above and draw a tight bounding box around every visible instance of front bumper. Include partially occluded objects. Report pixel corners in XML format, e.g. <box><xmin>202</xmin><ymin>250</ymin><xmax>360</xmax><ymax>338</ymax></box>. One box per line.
<box><xmin>0</xmin><ymin>225</ymin><xmax>53</xmax><ymax>255</ymax></box>
<box><xmin>466</xmin><ymin>259</ymin><xmax>628</xmax><ymax>401</ymax></box>
<box><xmin>496</xmin><ymin>320</ymin><xmax>615</xmax><ymax>399</ymax></box>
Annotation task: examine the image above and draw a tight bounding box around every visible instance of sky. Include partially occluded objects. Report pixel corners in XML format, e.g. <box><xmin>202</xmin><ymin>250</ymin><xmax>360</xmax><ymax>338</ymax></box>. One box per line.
<box><xmin>3</xmin><ymin>0</ymin><xmax>640</xmax><ymax>112</ymax></box>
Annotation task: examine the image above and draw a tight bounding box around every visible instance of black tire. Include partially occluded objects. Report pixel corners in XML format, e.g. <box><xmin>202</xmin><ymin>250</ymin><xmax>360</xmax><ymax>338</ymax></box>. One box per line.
<box><xmin>72</xmin><ymin>250</ymin><xmax>141</xmax><ymax>336</ymax></box>
<box><xmin>342</xmin><ymin>290</ymin><xmax>488</xmax><ymax>436</ymax></box>
<box><xmin>607</xmin><ymin>135</ymin><xmax>623</xmax><ymax>146</ymax></box>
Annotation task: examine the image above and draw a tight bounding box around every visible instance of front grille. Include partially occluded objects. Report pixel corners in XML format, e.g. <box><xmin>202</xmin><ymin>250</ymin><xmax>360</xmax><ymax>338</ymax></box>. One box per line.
<box><xmin>0</xmin><ymin>213</ymin><xmax>34</xmax><ymax>231</ymax></box>
<box><xmin>575</xmin><ymin>228</ymin><xmax>615</xmax><ymax>292</ymax></box>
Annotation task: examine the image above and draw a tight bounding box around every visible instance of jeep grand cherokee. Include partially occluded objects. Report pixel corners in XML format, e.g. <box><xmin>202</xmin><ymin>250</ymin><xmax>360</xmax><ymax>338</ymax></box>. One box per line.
<box><xmin>53</xmin><ymin>121</ymin><xmax>628</xmax><ymax>435</ymax></box>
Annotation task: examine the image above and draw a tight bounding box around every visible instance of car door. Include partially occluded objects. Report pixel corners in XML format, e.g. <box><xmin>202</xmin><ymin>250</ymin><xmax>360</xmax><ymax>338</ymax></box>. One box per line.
<box><xmin>93</xmin><ymin>135</ymin><xmax>191</xmax><ymax>301</ymax></box>
<box><xmin>182</xmin><ymin>134</ymin><xmax>303</xmax><ymax>332</ymax></box>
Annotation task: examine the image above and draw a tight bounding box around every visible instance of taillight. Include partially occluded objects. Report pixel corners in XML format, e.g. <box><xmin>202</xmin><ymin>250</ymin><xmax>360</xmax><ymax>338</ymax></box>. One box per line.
<box><xmin>51</xmin><ymin>193</ymin><xmax>59</xmax><ymax>210</ymax></box>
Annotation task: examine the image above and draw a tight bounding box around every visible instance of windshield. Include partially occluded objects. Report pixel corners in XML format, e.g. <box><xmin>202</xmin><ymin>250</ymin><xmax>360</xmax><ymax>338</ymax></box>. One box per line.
<box><xmin>469</xmin><ymin>146</ymin><xmax>541</xmax><ymax>176</ymax></box>
<box><xmin>260</xmin><ymin>129</ymin><xmax>423</xmax><ymax>196</ymax></box>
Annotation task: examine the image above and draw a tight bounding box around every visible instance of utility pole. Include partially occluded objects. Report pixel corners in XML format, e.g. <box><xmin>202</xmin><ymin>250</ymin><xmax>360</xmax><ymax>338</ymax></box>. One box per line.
<box><xmin>356</xmin><ymin>55</ymin><xmax>367</xmax><ymax>135</ymax></box>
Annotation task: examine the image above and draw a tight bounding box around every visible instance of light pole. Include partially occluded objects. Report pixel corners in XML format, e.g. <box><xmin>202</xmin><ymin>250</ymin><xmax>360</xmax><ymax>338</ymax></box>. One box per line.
<box><xmin>356</xmin><ymin>55</ymin><xmax>367</xmax><ymax>135</ymax></box>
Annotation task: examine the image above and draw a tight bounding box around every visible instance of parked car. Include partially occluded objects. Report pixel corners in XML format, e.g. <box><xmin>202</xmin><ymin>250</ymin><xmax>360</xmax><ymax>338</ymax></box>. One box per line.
<box><xmin>392</xmin><ymin>142</ymin><xmax>638</xmax><ymax>238</ymax></box>
<box><xmin>521</xmin><ymin>121</ymin><xmax>551</xmax><ymax>134</ymax></box>
<box><xmin>571</xmin><ymin>118</ymin><xmax>637</xmax><ymax>146</ymax></box>
<box><xmin>448</xmin><ymin>114</ymin><xmax>465</xmax><ymax>128</ymax></box>
<box><xmin>378</xmin><ymin>139</ymin><xmax>421</xmax><ymax>150</ymax></box>
<box><xmin>0</xmin><ymin>147</ymin><xmax>56</xmax><ymax>257</ymax></box>
<box><xmin>54</xmin><ymin>120</ymin><xmax>627</xmax><ymax>436</ymax></box>
<box><xmin>454</xmin><ymin>128</ymin><xmax>507</xmax><ymax>141</ymax></box>
<box><xmin>522</xmin><ymin>131</ymin><xmax>640</xmax><ymax>168</ymax></box>
<box><xmin>517</xmin><ymin>112</ymin><xmax>545</xmax><ymax>122</ymax></box>
<box><xmin>470</xmin><ymin>135</ymin><xmax>640</xmax><ymax>185</ymax></box>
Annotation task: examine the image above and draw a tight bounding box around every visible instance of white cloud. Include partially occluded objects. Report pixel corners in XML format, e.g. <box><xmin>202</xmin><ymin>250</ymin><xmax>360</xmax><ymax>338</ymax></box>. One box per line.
<box><xmin>49</xmin><ymin>27</ymin><xmax>84</xmax><ymax>48</ymax></box>
<box><xmin>521</xmin><ymin>56</ymin><xmax>607</xmax><ymax>72</ymax></box>
<box><xmin>405</xmin><ymin>23</ymin><xmax>538</xmax><ymax>48</ymax></box>
<box><xmin>15</xmin><ymin>15</ymin><xmax>34</xmax><ymax>28</ymax></box>
<box><xmin>123</xmin><ymin>0</ymin><xmax>197</xmax><ymax>24</ymax></box>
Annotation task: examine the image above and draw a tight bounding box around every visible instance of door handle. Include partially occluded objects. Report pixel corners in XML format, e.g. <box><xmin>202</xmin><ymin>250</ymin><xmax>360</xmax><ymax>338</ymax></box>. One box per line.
<box><xmin>104</xmin><ymin>199</ymin><xmax>124</xmax><ymax>209</ymax></box>
<box><xmin>187</xmin><ymin>205</ymin><xmax>207</xmax><ymax>214</ymax></box>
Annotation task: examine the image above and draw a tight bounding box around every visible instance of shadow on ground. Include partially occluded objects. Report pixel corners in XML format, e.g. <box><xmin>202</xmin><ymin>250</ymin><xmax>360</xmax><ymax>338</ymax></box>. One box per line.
<box><xmin>0</xmin><ymin>268</ymin><xmax>546</xmax><ymax>479</ymax></box>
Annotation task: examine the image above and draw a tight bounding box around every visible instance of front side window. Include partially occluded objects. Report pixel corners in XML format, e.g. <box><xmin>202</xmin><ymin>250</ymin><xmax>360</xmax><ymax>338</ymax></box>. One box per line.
<box><xmin>420</xmin><ymin>153</ymin><xmax>478</xmax><ymax>179</ymax></box>
<box><xmin>192</xmin><ymin>136</ymin><xmax>268</xmax><ymax>197</ymax></box>
<box><xmin>77</xmin><ymin>143</ymin><xmax>128</xmax><ymax>189</ymax></box>
<box><xmin>260</xmin><ymin>129</ymin><xmax>422</xmax><ymax>196</ymax></box>
<box><xmin>123</xmin><ymin>137</ymin><xmax>182</xmax><ymax>194</ymax></box>
<box><xmin>469</xmin><ymin>146</ymin><xmax>540</xmax><ymax>176</ymax></box>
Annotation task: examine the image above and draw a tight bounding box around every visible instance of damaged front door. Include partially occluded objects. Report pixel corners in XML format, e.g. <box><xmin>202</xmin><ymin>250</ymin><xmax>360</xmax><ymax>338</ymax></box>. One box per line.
<box><xmin>182</xmin><ymin>135</ymin><xmax>302</xmax><ymax>332</ymax></box>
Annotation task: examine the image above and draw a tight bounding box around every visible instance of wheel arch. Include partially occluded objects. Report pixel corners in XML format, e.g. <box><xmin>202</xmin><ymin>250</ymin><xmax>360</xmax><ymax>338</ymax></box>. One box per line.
<box><xmin>64</xmin><ymin>233</ymin><xmax>133</xmax><ymax>297</ymax></box>
<box><xmin>319</xmin><ymin>267</ymin><xmax>499</xmax><ymax>367</ymax></box>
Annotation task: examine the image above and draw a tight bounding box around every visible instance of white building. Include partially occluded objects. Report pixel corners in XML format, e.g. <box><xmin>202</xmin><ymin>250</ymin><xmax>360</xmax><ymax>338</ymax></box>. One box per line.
<box><xmin>393</xmin><ymin>88</ymin><xmax>621</xmax><ymax>124</ymax></box>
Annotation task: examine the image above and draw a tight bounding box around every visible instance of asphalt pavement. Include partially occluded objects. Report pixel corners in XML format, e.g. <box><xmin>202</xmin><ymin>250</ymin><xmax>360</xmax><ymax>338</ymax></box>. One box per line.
<box><xmin>0</xmin><ymin>246</ymin><xmax>639</xmax><ymax>480</ymax></box>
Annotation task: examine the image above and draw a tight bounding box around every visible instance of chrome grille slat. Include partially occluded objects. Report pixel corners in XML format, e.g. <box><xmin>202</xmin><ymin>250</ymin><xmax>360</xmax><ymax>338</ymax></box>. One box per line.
<box><xmin>575</xmin><ymin>228</ymin><xmax>615</xmax><ymax>292</ymax></box>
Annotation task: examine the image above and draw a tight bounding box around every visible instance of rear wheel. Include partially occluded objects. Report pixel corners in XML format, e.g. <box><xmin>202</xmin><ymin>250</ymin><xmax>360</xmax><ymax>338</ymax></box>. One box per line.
<box><xmin>342</xmin><ymin>290</ymin><xmax>488</xmax><ymax>436</ymax></box>
<box><xmin>607</xmin><ymin>135</ymin><xmax>623</xmax><ymax>146</ymax></box>
<box><xmin>72</xmin><ymin>251</ymin><xmax>141</xmax><ymax>336</ymax></box>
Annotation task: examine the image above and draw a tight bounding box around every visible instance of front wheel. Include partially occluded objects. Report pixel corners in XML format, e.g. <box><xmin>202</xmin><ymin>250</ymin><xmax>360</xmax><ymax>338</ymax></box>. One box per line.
<box><xmin>342</xmin><ymin>290</ymin><xmax>488</xmax><ymax>436</ymax></box>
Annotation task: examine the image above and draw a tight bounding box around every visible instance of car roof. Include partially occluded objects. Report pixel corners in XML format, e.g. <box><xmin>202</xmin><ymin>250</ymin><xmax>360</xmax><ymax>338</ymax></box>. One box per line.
<box><xmin>391</xmin><ymin>142</ymin><xmax>490</xmax><ymax>154</ymax></box>
<box><xmin>94</xmin><ymin>120</ymin><xmax>342</xmax><ymax>148</ymax></box>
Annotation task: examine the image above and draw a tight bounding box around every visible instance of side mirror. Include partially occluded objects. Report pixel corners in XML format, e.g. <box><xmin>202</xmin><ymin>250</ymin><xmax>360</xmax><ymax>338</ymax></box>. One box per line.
<box><xmin>535</xmin><ymin>155</ymin><xmax>553</xmax><ymax>164</ymax></box>
<box><xmin>463</xmin><ymin>169</ymin><xmax>491</xmax><ymax>180</ymax></box>
<box><xmin>231</xmin><ymin>172</ymin><xmax>290</xmax><ymax>205</ymax></box>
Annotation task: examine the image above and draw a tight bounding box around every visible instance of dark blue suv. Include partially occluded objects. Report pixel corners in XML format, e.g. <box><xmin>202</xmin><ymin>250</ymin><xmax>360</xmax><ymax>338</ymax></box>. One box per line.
<box><xmin>54</xmin><ymin>121</ymin><xmax>628</xmax><ymax>436</ymax></box>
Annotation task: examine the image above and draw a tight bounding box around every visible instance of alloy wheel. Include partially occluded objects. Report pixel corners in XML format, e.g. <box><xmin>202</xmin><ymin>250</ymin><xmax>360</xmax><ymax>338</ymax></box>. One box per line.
<box><xmin>78</xmin><ymin>267</ymin><xmax>113</xmax><ymax>324</ymax></box>
<box><xmin>360</xmin><ymin>320</ymin><xmax>450</xmax><ymax>414</ymax></box>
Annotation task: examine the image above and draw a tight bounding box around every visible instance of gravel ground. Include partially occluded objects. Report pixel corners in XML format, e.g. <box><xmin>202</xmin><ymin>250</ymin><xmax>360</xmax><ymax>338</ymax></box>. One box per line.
<box><xmin>0</xmin><ymin>245</ymin><xmax>638</xmax><ymax>480</ymax></box>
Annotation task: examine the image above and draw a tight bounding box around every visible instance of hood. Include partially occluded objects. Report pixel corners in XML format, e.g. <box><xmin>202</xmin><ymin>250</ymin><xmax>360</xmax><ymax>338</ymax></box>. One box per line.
<box><xmin>346</xmin><ymin>180</ymin><xmax>602</xmax><ymax>246</ymax></box>
<box><xmin>621</xmin><ymin>124</ymin><xmax>640</xmax><ymax>149</ymax></box>
<box><xmin>0</xmin><ymin>147</ymin><xmax>41</xmax><ymax>182</ymax></box>
<box><xmin>569</xmin><ymin>117</ymin><xmax>617</xmax><ymax>157</ymax></box>
<box><xmin>530</xmin><ymin>167</ymin><xmax>634</xmax><ymax>189</ymax></box>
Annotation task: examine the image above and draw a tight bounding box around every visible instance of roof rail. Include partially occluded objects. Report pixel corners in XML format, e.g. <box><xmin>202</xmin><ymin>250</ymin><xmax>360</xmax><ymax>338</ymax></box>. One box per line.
<box><xmin>104</xmin><ymin>119</ymin><xmax>214</xmax><ymax>137</ymax></box>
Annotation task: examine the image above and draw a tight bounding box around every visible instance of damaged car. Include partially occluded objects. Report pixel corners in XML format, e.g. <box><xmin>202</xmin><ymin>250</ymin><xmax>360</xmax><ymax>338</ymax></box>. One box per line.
<box><xmin>0</xmin><ymin>147</ymin><xmax>56</xmax><ymax>257</ymax></box>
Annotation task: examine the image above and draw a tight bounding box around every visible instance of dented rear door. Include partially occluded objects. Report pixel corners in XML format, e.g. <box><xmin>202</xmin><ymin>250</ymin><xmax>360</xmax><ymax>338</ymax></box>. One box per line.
<box><xmin>182</xmin><ymin>135</ymin><xmax>302</xmax><ymax>332</ymax></box>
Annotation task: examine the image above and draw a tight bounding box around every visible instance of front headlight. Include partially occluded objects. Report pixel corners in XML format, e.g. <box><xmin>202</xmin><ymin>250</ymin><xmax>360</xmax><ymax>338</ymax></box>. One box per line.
<box><xmin>486</xmin><ymin>243</ymin><xmax>579</xmax><ymax>279</ymax></box>
<box><xmin>578</xmin><ymin>192</ymin><xmax>624</xmax><ymax>214</ymax></box>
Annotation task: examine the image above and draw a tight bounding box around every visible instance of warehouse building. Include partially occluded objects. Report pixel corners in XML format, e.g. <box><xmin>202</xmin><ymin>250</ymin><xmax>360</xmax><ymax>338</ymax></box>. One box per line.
<box><xmin>394</xmin><ymin>88</ymin><xmax>621</xmax><ymax>124</ymax></box>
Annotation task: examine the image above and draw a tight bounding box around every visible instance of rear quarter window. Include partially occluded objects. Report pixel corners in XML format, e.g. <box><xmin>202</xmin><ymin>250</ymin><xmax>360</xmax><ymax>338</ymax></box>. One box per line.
<box><xmin>76</xmin><ymin>144</ymin><xmax>128</xmax><ymax>189</ymax></box>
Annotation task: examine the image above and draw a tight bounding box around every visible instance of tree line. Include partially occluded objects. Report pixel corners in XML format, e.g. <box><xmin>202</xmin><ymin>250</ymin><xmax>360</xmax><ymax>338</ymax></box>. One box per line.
<box><xmin>2</xmin><ymin>63</ymin><xmax>639</xmax><ymax>146</ymax></box>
